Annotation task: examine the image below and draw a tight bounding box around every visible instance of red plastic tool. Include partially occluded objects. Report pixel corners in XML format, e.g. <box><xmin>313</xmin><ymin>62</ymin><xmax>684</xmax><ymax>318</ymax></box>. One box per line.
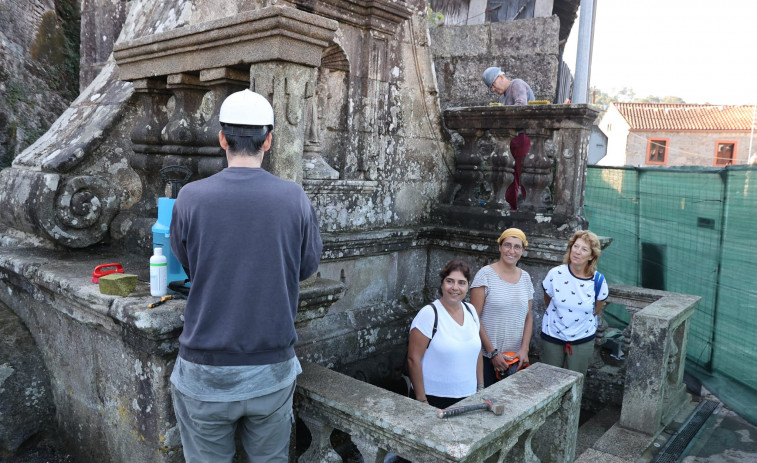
<box><xmin>92</xmin><ymin>263</ymin><xmax>124</xmax><ymax>283</ymax></box>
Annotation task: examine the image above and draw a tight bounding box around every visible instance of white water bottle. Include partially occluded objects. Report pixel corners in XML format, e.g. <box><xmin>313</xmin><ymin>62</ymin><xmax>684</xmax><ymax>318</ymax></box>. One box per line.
<box><xmin>150</xmin><ymin>247</ymin><xmax>168</xmax><ymax>297</ymax></box>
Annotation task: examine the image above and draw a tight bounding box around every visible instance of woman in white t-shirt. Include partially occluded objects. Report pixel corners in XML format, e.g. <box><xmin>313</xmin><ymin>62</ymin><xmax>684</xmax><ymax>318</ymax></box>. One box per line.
<box><xmin>470</xmin><ymin>228</ymin><xmax>534</xmax><ymax>387</ymax></box>
<box><xmin>407</xmin><ymin>260</ymin><xmax>483</xmax><ymax>409</ymax></box>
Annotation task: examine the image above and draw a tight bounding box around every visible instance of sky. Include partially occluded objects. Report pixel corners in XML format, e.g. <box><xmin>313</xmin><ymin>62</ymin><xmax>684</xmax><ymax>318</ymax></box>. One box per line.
<box><xmin>563</xmin><ymin>0</ymin><xmax>757</xmax><ymax>105</ymax></box>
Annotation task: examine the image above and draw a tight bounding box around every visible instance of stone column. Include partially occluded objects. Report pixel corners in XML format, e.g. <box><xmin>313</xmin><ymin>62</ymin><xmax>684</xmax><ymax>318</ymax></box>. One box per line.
<box><xmin>252</xmin><ymin>63</ymin><xmax>316</xmax><ymax>184</ymax></box>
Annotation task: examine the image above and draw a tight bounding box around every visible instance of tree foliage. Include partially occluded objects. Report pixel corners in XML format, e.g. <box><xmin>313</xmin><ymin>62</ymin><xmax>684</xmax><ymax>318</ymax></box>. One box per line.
<box><xmin>589</xmin><ymin>87</ymin><xmax>686</xmax><ymax>107</ymax></box>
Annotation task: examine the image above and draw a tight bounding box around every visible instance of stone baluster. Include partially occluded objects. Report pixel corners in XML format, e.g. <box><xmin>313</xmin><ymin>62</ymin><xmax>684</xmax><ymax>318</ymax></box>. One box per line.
<box><xmin>298</xmin><ymin>415</ymin><xmax>342</xmax><ymax>463</ymax></box>
<box><xmin>196</xmin><ymin>67</ymin><xmax>249</xmax><ymax>147</ymax></box>
<box><xmin>488</xmin><ymin>130</ymin><xmax>516</xmax><ymax>209</ymax></box>
<box><xmin>451</xmin><ymin>130</ymin><xmax>486</xmax><ymax>206</ymax></box>
<box><xmin>162</xmin><ymin>73</ymin><xmax>209</xmax><ymax>146</ymax></box>
<box><xmin>519</xmin><ymin>129</ymin><xmax>553</xmax><ymax>211</ymax></box>
<box><xmin>130</xmin><ymin>78</ymin><xmax>171</xmax><ymax>146</ymax></box>
<box><xmin>129</xmin><ymin>78</ymin><xmax>171</xmax><ymax>186</ymax></box>
<box><xmin>352</xmin><ymin>436</ymin><xmax>388</xmax><ymax>463</ymax></box>
<box><xmin>195</xmin><ymin>68</ymin><xmax>249</xmax><ymax>177</ymax></box>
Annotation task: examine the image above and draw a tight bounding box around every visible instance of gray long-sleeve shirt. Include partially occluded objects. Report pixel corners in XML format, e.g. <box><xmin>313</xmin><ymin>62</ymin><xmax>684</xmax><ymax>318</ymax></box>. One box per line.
<box><xmin>499</xmin><ymin>79</ymin><xmax>535</xmax><ymax>105</ymax></box>
<box><xmin>171</xmin><ymin>167</ymin><xmax>322</xmax><ymax>366</ymax></box>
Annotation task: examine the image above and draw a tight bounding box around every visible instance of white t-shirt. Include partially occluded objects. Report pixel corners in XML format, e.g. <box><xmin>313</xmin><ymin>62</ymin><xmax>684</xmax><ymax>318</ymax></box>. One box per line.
<box><xmin>471</xmin><ymin>265</ymin><xmax>534</xmax><ymax>352</ymax></box>
<box><xmin>541</xmin><ymin>264</ymin><xmax>609</xmax><ymax>341</ymax></box>
<box><xmin>410</xmin><ymin>300</ymin><xmax>481</xmax><ymax>398</ymax></box>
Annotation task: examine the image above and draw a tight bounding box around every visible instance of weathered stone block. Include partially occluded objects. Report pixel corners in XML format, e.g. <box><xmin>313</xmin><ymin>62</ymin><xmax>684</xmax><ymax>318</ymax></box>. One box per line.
<box><xmin>98</xmin><ymin>273</ymin><xmax>138</xmax><ymax>296</ymax></box>
<box><xmin>430</xmin><ymin>16</ymin><xmax>560</xmax><ymax>108</ymax></box>
<box><xmin>0</xmin><ymin>302</ymin><xmax>55</xmax><ymax>454</ymax></box>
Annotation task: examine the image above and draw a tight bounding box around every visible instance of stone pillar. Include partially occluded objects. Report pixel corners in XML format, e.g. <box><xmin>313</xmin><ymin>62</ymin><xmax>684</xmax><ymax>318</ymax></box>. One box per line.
<box><xmin>252</xmin><ymin>63</ymin><xmax>315</xmax><ymax>184</ymax></box>
<box><xmin>620</xmin><ymin>298</ymin><xmax>696</xmax><ymax>435</ymax></box>
<box><xmin>552</xmin><ymin>123</ymin><xmax>591</xmax><ymax>219</ymax></box>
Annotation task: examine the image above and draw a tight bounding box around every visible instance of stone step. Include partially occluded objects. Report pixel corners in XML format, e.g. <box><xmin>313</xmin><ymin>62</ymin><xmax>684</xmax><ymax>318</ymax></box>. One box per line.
<box><xmin>576</xmin><ymin>405</ymin><xmax>622</xmax><ymax>457</ymax></box>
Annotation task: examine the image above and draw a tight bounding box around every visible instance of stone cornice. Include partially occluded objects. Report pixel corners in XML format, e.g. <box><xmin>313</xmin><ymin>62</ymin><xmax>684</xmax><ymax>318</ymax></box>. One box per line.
<box><xmin>113</xmin><ymin>5</ymin><xmax>339</xmax><ymax>81</ymax></box>
<box><xmin>288</xmin><ymin>0</ymin><xmax>412</xmax><ymax>36</ymax></box>
<box><xmin>444</xmin><ymin>104</ymin><xmax>601</xmax><ymax>132</ymax></box>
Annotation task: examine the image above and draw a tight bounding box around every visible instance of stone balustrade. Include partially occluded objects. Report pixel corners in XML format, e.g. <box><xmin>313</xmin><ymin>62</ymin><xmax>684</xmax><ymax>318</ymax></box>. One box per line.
<box><xmin>439</xmin><ymin>104</ymin><xmax>600</xmax><ymax>237</ymax></box>
<box><xmin>595</xmin><ymin>285</ymin><xmax>700</xmax><ymax>435</ymax></box>
<box><xmin>113</xmin><ymin>5</ymin><xmax>340</xmax><ymax>185</ymax></box>
<box><xmin>296</xmin><ymin>361</ymin><xmax>583</xmax><ymax>463</ymax></box>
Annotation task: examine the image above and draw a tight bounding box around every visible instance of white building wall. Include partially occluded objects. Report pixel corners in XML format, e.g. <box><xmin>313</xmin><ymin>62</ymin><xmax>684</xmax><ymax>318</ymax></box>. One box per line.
<box><xmin>625</xmin><ymin>131</ymin><xmax>753</xmax><ymax>167</ymax></box>
<box><xmin>597</xmin><ymin>104</ymin><xmax>631</xmax><ymax>166</ymax></box>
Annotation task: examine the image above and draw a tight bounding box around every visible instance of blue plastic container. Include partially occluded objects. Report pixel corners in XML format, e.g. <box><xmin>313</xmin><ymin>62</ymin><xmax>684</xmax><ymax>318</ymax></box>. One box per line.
<box><xmin>152</xmin><ymin>197</ymin><xmax>188</xmax><ymax>284</ymax></box>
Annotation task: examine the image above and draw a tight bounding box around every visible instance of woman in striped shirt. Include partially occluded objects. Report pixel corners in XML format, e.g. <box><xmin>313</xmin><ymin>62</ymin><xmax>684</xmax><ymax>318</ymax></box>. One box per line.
<box><xmin>470</xmin><ymin>228</ymin><xmax>535</xmax><ymax>387</ymax></box>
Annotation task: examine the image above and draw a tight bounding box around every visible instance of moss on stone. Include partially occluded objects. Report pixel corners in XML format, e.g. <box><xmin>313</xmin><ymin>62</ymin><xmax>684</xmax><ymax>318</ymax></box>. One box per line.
<box><xmin>99</xmin><ymin>274</ymin><xmax>138</xmax><ymax>296</ymax></box>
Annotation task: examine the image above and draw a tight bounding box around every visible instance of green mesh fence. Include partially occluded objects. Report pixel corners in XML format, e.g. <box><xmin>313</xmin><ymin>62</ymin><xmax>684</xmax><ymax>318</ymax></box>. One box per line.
<box><xmin>585</xmin><ymin>165</ymin><xmax>757</xmax><ymax>425</ymax></box>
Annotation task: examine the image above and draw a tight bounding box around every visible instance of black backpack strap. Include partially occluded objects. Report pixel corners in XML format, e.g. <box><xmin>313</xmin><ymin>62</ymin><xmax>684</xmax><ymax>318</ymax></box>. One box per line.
<box><xmin>428</xmin><ymin>300</ymin><xmax>440</xmax><ymax>347</ymax></box>
<box><xmin>462</xmin><ymin>302</ymin><xmax>479</xmax><ymax>328</ymax></box>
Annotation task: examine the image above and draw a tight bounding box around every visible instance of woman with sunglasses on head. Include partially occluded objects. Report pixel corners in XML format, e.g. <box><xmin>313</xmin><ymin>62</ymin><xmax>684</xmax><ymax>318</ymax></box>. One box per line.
<box><xmin>540</xmin><ymin>230</ymin><xmax>609</xmax><ymax>376</ymax></box>
<box><xmin>470</xmin><ymin>228</ymin><xmax>534</xmax><ymax>387</ymax></box>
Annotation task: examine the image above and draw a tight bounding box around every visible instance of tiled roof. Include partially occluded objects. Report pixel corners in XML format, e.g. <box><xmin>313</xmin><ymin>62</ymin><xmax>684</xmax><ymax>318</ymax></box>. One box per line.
<box><xmin>613</xmin><ymin>102</ymin><xmax>756</xmax><ymax>131</ymax></box>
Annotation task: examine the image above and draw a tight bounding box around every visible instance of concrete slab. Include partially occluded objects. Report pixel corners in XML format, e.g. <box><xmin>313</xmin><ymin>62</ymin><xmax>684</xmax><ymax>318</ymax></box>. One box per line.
<box><xmin>577</xmin><ymin>406</ymin><xmax>622</xmax><ymax>457</ymax></box>
<box><xmin>592</xmin><ymin>423</ymin><xmax>654</xmax><ymax>460</ymax></box>
<box><xmin>681</xmin><ymin>406</ymin><xmax>757</xmax><ymax>462</ymax></box>
<box><xmin>575</xmin><ymin>448</ymin><xmax>631</xmax><ymax>463</ymax></box>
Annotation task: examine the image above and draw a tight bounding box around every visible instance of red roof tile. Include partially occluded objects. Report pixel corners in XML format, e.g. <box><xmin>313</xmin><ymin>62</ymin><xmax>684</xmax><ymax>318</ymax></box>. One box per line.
<box><xmin>613</xmin><ymin>102</ymin><xmax>756</xmax><ymax>131</ymax></box>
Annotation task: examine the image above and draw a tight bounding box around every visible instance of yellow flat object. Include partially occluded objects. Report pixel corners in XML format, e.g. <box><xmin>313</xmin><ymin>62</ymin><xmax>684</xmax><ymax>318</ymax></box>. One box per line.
<box><xmin>528</xmin><ymin>100</ymin><xmax>550</xmax><ymax>105</ymax></box>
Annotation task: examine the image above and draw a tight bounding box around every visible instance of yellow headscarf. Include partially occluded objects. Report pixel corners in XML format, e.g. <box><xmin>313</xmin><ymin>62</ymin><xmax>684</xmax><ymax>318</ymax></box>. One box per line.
<box><xmin>496</xmin><ymin>228</ymin><xmax>528</xmax><ymax>247</ymax></box>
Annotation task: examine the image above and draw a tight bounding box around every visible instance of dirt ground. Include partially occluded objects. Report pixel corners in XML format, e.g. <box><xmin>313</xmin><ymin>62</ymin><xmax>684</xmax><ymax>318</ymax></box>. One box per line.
<box><xmin>1</xmin><ymin>431</ymin><xmax>77</xmax><ymax>463</ymax></box>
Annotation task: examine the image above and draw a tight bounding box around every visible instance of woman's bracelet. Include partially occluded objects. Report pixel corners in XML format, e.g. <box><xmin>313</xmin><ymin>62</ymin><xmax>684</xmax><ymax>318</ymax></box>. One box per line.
<box><xmin>477</xmin><ymin>384</ymin><xmax>485</xmax><ymax>390</ymax></box>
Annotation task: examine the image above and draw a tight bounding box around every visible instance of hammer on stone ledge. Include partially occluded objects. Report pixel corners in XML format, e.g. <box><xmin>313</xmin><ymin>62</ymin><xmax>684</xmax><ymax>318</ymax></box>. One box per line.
<box><xmin>437</xmin><ymin>397</ymin><xmax>504</xmax><ymax>419</ymax></box>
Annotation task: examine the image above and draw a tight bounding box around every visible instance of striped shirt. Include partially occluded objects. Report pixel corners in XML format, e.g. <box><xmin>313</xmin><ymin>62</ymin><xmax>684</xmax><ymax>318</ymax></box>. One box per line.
<box><xmin>471</xmin><ymin>265</ymin><xmax>534</xmax><ymax>352</ymax></box>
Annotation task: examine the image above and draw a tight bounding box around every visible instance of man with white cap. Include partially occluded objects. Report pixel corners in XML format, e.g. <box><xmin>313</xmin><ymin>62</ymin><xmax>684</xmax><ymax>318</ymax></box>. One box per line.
<box><xmin>170</xmin><ymin>89</ymin><xmax>323</xmax><ymax>462</ymax></box>
<box><xmin>482</xmin><ymin>66</ymin><xmax>535</xmax><ymax>105</ymax></box>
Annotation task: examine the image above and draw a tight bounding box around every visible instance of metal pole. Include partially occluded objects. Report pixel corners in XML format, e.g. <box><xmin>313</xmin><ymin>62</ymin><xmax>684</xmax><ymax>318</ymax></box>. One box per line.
<box><xmin>573</xmin><ymin>0</ymin><xmax>597</xmax><ymax>104</ymax></box>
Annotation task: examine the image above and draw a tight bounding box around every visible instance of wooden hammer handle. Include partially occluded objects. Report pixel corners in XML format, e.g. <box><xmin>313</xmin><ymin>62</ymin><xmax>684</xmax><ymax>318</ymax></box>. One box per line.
<box><xmin>437</xmin><ymin>403</ymin><xmax>489</xmax><ymax>419</ymax></box>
